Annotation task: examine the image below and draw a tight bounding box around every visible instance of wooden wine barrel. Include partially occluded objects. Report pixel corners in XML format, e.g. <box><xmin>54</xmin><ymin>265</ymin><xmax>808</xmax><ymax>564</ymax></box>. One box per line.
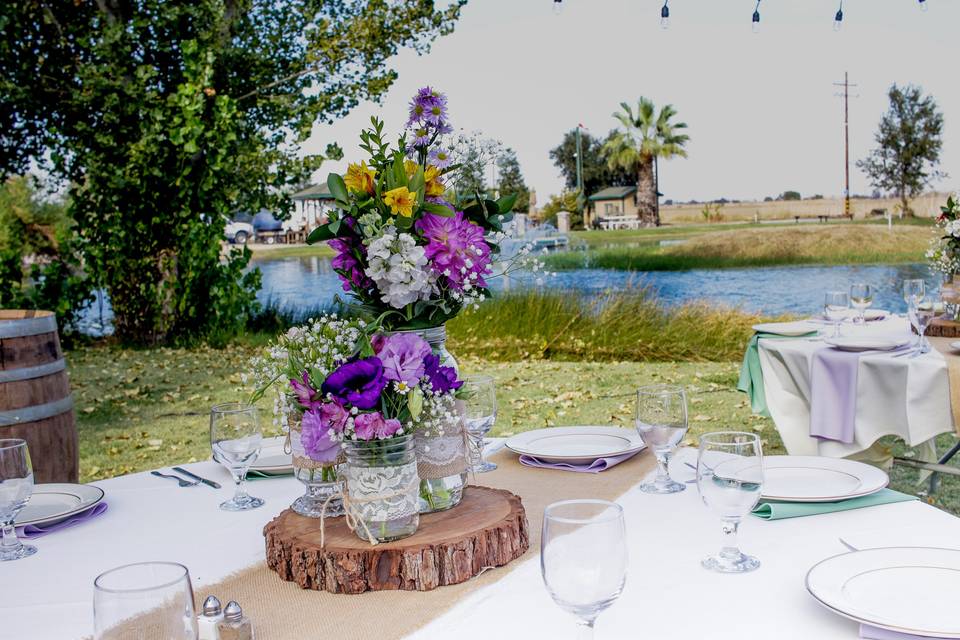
<box><xmin>0</xmin><ymin>310</ymin><xmax>78</xmax><ymax>482</ymax></box>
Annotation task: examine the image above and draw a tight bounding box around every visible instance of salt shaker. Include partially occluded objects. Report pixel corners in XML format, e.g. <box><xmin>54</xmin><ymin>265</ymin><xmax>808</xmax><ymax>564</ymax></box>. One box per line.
<box><xmin>197</xmin><ymin>595</ymin><xmax>224</xmax><ymax>640</ymax></box>
<box><xmin>216</xmin><ymin>600</ymin><xmax>254</xmax><ymax>640</ymax></box>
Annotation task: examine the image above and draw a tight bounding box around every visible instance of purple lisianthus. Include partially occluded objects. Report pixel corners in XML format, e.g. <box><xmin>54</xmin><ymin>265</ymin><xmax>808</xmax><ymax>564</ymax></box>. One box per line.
<box><xmin>422</xmin><ymin>354</ymin><xmax>462</xmax><ymax>394</ymax></box>
<box><xmin>328</xmin><ymin>217</ymin><xmax>373</xmax><ymax>293</ymax></box>
<box><xmin>375</xmin><ymin>333</ymin><xmax>432</xmax><ymax>387</ymax></box>
<box><xmin>289</xmin><ymin>372</ymin><xmax>320</xmax><ymax>409</ymax></box>
<box><xmin>300</xmin><ymin>406</ymin><xmax>341</xmax><ymax>463</ymax></box>
<box><xmin>321</xmin><ymin>357</ymin><xmax>386</xmax><ymax>409</ymax></box>
<box><xmin>353</xmin><ymin>412</ymin><xmax>403</xmax><ymax>441</ymax></box>
<box><xmin>415</xmin><ymin>211</ymin><xmax>492</xmax><ymax>290</ymax></box>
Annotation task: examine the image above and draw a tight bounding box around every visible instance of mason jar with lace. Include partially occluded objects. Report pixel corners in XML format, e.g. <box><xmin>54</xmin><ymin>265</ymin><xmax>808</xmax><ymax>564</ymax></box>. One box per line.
<box><xmin>288</xmin><ymin>413</ymin><xmax>344</xmax><ymax>518</ymax></box>
<box><xmin>389</xmin><ymin>324</ymin><xmax>469</xmax><ymax>513</ymax></box>
<box><xmin>343</xmin><ymin>434</ymin><xmax>420</xmax><ymax>543</ymax></box>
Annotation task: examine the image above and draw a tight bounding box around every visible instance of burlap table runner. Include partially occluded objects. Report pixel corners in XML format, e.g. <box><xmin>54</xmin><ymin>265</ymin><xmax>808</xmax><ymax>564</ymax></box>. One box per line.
<box><xmin>192</xmin><ymin>447</ymin><xmax>655</xmax><ymax>639</ymax></box>
<box><xmin>929</xmin><ymin>337</ymin><xmax>960</xmax><ymax>436</ymax></box>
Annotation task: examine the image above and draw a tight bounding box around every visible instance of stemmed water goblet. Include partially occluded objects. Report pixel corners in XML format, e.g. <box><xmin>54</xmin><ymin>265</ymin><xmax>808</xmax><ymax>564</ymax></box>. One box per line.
<box><xmin>903</xmin><ymin>279</ymin><xmax>926</xmax><ymax>348</ymax></box>
<box><xmin>541</xmin><ymin>499</ymin><xmax>627</xmax><ymax>639</ymax></box>
<box><xmin>635</xmin><ymin>384</ymin><xmax>688</xmax><ymax>494</ymax></box>
<box><xmin>697</xmin><ymin>431</ymin><xmax>764</xmax><ymax>573</ymax></box>
<box><xmin>823</xmin><ymin>291</ymin><xmax>849</xmax><ymax>338</ymax></box>
<box><xmin>0</xmin><ymin>439</ymin><xmax>37</xmax><ymax>562</ymax></box>
<box><xmin>94</xmin><ymin>562</ymin><xmax>198</xmax><ymax>639</ymax></box>
<box><xmin>849</xmin><ymin>283</ymin><xmax>874</xmax><ymax>324</ymax></box>
<box><xmin>462</xmin><ymin>375</ymin><xmax>498</xmax><ymax>473</ymax></box>
<box><xmin>210</xmin><ymin>403</ymin><xmax>264</xmax><ymax>511</ymax></box>
<box><xmin>909</xmin><ymin>296</ymin><xmax>945</xmax><ymax>356</ymax></box>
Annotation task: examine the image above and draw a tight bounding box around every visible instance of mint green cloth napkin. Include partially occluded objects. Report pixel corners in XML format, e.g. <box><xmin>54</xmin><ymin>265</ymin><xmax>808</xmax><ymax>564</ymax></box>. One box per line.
<box><xmin>751</xmin><ymin>488</ymin><xmax>917</xmax><ymax>520</ymax></box>
<box><xmin>737</xmin><ymin>331</ymin><xmax>815</xmax><ymax>418</ymax></box>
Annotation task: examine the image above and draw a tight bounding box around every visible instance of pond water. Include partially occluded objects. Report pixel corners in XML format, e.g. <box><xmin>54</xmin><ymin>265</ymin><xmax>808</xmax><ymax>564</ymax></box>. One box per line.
<box><xmin>76</xmin><ymin>256</ymin><xmax>936</xmax><ymax>336</ymax></box>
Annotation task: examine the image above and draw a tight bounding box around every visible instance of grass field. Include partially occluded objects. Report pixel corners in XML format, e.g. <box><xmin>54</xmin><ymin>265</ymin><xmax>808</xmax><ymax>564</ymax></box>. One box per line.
<box><xmin>248</xmin><ymin>243</ymin><xmax>334</xmax><ymax>260</ymax></box>
<box><xmin>553</xmin><ymin>223</ymin><xmax>933</xmax><ymax>271</ymax></box>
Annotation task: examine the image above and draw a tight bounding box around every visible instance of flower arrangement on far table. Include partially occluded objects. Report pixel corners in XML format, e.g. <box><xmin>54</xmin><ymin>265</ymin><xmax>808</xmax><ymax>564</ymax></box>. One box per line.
<box><xmin>928</xmin><ymin>194</ymin><xmax>960</xmax><ymax>278</ymax></box>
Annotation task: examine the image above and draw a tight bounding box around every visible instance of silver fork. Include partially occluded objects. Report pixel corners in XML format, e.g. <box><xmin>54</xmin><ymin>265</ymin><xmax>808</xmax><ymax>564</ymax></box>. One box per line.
<box><xmin>151</xmin><ymin>470</ymin><xmax>200</xmax><ymax>487</ymax></box>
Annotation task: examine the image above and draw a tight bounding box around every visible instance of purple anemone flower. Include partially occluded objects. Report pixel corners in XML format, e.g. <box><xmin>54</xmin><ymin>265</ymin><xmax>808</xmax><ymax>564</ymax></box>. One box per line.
<box><xmin>321</xmin><ymin>357</ymin><xmax>386</xmax><ymax>409</ymax></box>
<box><xmin>422</xmin><ymin>354</ymin><xmax>462</xmax><ymax>394</ymax></box>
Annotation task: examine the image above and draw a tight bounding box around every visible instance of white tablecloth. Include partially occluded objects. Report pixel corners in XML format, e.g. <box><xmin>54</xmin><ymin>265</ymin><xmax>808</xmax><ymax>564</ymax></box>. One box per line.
<box><xmin>6</xmin><ymin>447</ymin><xmax>960</xmax><ymax>640</ymax></box>
<box><xmin>757</xmin><ymin>317</ymin><xmax>954</xmax><ymax>457</ymax></box>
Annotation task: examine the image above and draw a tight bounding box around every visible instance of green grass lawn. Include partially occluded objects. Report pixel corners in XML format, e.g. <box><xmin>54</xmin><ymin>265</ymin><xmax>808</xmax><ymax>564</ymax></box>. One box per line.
<box><xmin>248</xmin><ymin>243</ymin><xmax>334</xmax><ymax>260</ymax></box>
<box><xmin>67</xmin><ymin>342</ymin><xmax>959</xmax><ymax>515</ymax></box>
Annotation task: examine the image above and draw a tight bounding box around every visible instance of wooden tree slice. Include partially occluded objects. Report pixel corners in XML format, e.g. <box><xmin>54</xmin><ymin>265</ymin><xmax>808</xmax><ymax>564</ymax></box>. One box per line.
<box><xmin>264</xmin><ymin>485</ymin><xmax>529</xmax><ymax>594</ymax></box>
<box><xmin>925</xmin><ymin>318</ymin><xmax>960</xmax><ymax>338</ymax></box>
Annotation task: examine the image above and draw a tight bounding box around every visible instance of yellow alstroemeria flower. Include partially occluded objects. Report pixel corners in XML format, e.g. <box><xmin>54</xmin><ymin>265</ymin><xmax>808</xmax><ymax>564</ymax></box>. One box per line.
<box><xmin>403</xmin><ymin>159</ymin><xmax>419</xmax><ymax>178</ymax></box>
<box><xmin>424</xmin><ymin>164</ymin><xmax>445</xmax><ymax>197</ymax></box>
<box><xmin>383</xmin><ymin>186</ymin><xmax>416</xmax><ymax>217</ymax></box>
<box><xmin>343</xmin><ymin>161</ymin><xmax>376</xmax><ymax>195</ymax></box>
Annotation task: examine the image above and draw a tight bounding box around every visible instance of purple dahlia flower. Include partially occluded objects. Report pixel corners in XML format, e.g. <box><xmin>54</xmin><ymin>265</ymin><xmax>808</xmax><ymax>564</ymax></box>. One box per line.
<box><xmin>415</xmin><ymin>211</ymin><xmax>492</xmax><ymax>290</ymax></box>
<box><xmin>321</xmin><ymin>357</ymin><xmax>386</xmax><ymax>409</ymax></box>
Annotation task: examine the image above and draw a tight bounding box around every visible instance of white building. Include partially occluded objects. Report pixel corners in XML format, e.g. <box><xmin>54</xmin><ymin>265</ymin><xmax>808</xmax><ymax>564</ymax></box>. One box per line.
<box><xmin>286</xmin><ymin>182</ymin><xmax>337</xmax><ymax>232</ymax></box>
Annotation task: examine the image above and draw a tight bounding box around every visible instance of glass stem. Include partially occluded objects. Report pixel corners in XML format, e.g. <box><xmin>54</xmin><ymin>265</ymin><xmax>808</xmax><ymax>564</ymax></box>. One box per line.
<box><xmin>719</xmin><ymin>518</ymin><xmax>741</xmax><ymax>560</ymax></box>
<box><xmin>654</xmin><ymin>452</ymin><xmax>670</xmax><ymax>484</ymax></box>
<box><xmin>576</xmin><ymin>619</ymin><xmax>595</xmax><ymax>640</ymax></box>
<box><xmin>233</xmin><ymin>473</ymin><xmax>247</xmax><ymax>503</ymax></box>
<box><xmin>1</xmin><ymin>522</ymin><xmax>22</xmax><ymax>554</ymax></box>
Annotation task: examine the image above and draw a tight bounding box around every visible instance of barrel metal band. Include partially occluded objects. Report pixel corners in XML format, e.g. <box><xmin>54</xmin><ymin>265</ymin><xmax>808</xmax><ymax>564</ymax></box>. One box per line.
<box><xmin>0</xmin><ymin>359</ymin><xmax>66</xmax><ymax>383</ymax></box>
<box><xmin>0</xmin><ymin>395</ymin><xmax>74</xmax><ymax>426</ymax></box>
<box><xmin>0</xmin><ymin>315</ymin><xmax>58</xmax><ymax>339</ymax></box>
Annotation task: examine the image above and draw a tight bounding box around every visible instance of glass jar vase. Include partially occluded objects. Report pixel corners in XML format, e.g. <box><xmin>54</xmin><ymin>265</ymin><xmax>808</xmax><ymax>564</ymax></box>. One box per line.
<box><xmin>343</xmin><ymin>434</ymin><xmax>420</xmax><ymax>543</ymax></box>
<box><xmin>288</xmin><ymin>415</ymin><xmax>344</xmax><ymax>518</ymax></box>
<box><xmin>389</xmin><ymin>324</ymin><xmax>469</xmax><ymax>514</ymax></box>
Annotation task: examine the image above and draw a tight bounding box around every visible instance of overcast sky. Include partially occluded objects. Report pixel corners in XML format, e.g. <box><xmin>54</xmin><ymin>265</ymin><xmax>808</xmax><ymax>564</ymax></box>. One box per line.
<box><xmin>303</xmin><ymin>0</ymin><xmax>960</xmax><ymax>204</ymax></box>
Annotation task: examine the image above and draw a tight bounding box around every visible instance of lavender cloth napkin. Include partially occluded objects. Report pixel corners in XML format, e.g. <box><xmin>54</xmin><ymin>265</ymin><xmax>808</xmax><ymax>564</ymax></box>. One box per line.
<box><xmin>860</xmin><ymin>624</ymin><xmax>946</xmax><ymax>639</ymax></box>
<box><xmin>518</xmin><ymin>450</ymin><xmax>640</xmax><ymax>473</ymax></box>
<box><xmin>809</xmin><ymin>346</ymin><xmax>862</xmax><ymax>443</ymax></box>
<box><xmin>15</xmin><ymin>502</ymin><xmax>108</xmax><ymax>539</ymax></box>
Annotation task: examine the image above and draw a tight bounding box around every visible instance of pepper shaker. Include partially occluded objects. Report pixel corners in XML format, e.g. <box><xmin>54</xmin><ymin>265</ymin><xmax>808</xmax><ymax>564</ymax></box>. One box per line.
<box><xmin>198</xmin><ymin>595</ymin><xmax>224</xmax><ymax>640</ymax></box>
<box><xmin>216</xmin><ymin>600</ymin><xmax>254</xmax><ymax>640</ymax></box>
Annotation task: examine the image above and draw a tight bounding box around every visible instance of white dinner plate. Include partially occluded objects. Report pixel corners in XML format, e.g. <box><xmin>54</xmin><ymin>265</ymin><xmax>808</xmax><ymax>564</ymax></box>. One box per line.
<box><xmin>762</xmin><ymin>456</ymin><xmax>888</xmax><ymax>502</ymax></box>
<box><xmin>505</xmin><ymin>426</ymin><xmax>646</xmax><ymax>464</ymax></box>
<box><xmin>823</xmin><ymin>309</ymin><xmax>889</xmax><ymax>322</ymax></box>
<box><xmin>752</xmin><ymin>321</ymin><xmax>819</xmax><ymax>336</ymax></box>
<box><xmin>806</xmin><ymin>547</ymin><xmax>960</xmax><ymax>638</ymax></box>
<box><xmin>824</xmin><ymin>336</ymin><xmax>910</xmax><ymax>352</ymax></box>
<box><xmin>15</xmin><ymin>483</ymin><xmax>105</xmax><ymax>528</ymax></box>
<box><xmin>950</xmin><ymin>341</ymin><xmax>960</xmax><ymax>352</ymax></box>
<box><xmin>213</xmin><ymin>435</ymin><xmax>292</xmax><ymax>473</ymax></box>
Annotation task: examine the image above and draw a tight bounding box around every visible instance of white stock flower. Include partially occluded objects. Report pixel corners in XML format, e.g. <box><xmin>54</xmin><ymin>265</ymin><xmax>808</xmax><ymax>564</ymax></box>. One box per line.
<box><xmin>365</xmin><ymin>227</ymin><xmax>436</xmax><ymax>309</ymax></box>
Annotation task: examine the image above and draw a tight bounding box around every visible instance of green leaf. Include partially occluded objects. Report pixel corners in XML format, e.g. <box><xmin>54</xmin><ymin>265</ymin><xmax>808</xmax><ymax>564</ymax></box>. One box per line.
<box><xmin>306</xmin><ymin>222</ymin><xmax>337</xmax><ymax>244</ymax></box>
<box><xmin>422</xmin><ymin>202</ymin><xmax>454</xmax><ymax>217</ymax></box>
<box><xmin>327</xmin><ymin>172</ymin><xmax>349</xmax><ymax>204</ymax></box>
<box><xmin>496</xmin><ymin>193</ymin><xmax>518</xmax><ymax>214</ymax></box>
<box><xmin>409</xmin><ymin>166</ymin><xmax>425</xmax><ymax>193</ymax></box>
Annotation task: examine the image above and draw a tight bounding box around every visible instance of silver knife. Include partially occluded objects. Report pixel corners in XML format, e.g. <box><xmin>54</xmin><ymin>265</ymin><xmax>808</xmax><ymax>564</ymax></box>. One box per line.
<box><xmin>172</xmin><ymin>466</ymin><xmax>221</xmax><ymax>489</ymax></box>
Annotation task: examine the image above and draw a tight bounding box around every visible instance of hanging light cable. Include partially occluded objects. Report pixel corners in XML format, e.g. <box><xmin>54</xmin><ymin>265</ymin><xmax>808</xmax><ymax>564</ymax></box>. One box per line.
<box><xmin>752</xmin><ymin>0</ymin><xmax>761</xmax><ymax>33</ymax></box>
<box><xmin>918</xmin><ymin>0</ymin><xmax>929</xmax><ymax>12</ymax></box>
<box><xmin>552</xmin><ymin>0</ymin><xmax>563</xmax><ymax>15</ymax></box>
<box><xmin>660</xmin><ymin>1</ymin><xmax>670</xmax><ymax>29</ymax></box>
<box><xmin>833</xmin><ymin>1</ymin><xmax>844</xmax><ymax>30</ymax></box>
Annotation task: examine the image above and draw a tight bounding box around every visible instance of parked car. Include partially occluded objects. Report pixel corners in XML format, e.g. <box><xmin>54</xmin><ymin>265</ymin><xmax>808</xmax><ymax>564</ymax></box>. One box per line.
<box><xmin>224</xmin><ymin>218</ymin><xmax>254</xmax><ymax>245</ymax></box>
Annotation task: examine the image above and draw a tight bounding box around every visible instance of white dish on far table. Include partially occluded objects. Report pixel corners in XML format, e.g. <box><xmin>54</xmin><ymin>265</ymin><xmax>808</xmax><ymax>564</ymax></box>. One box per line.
<box><xmin>761</xmin><ymin>455</ymin><xmax>888</xmax><ymax>502</ymax></box>
<box><xmin>14</xmin><ymin>483</ymin><xmax>105</xmax><ymax>528</ymax></box>
<box><xmin>806</xmin><ymin>547</ymin><xmax>960</xmax><ymax>638</ymax></box>
<box><xmin>752</xmin><ymin>321</ymin><xmax>820</xmax><ymax>336</ymax></box>
<box><xmin>504</xmin><ymin>426</ymin><xmax>646</xmax><ymax>464</ymax></box>
<box><xmin>824</xmin><ymin>336</ymin><xmax>910</xmax><ymax>352</ymax></box>
<box><xmin>949</xmin><ymin>341</ymin><xmax>960</xmax><ymax>352</ymax></box>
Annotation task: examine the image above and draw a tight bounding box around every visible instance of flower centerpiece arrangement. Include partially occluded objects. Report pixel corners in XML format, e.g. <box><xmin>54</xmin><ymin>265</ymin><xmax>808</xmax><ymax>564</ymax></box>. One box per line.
<box><xmin>249</xmin><ymin>315</ymin><xmax>466</xmax><ymax>542</ymax></box>
<box><xmin>929</xmin><ymin>194</ymin><xmax>960</xmax><ymax>279</ymax></box>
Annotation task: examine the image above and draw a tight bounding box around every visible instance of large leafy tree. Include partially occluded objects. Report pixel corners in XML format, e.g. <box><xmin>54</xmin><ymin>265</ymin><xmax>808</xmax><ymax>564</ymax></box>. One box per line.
<box><xmin>496</xmin><ymin>147</ymin><xmax>529</xmax><ymax>213</ymax></box>
<box><xmin>549</xmin><ymin>129</ymin><xmax>636</xmax><ymax>197</ymax></box>
<box><xmin>0</xmin><ymin>0</ymin><xmax>465</xmax><ymax>344</ymax></box>
<box><xmin>602</xmin><ymin>99</ymin><xmax>689</xmax><ymax>226</ymax></box>
<box><xmin>857</xmin><ymin>84</ymin><xmax>945</xmax><ymax>217</ymax></box>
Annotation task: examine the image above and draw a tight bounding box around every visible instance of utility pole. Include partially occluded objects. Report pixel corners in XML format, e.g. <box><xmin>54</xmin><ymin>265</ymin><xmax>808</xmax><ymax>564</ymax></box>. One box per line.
<box><xmin>833</xmin><ymin>72</ymin><xmax>858</xmax><ymax>218</ymax></box>
<box><xmin>575</xmin><ymin>124</ymin><xmax>585</xmax><ymax>224</ymax></box>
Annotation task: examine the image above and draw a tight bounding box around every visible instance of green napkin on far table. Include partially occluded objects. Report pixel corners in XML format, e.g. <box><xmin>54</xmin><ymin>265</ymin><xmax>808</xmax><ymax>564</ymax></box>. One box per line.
<box><xmin>737</xmin><ymin>331</ymin><xmax>816</xmax><ymax>418</ymax></box>
<box><xmin>751</xmin><ymin>488</ymin><xmax>917</xmax><ymax>520</ymax></box>
<box><xmin>246</xmin><ymin>469</ymin><xmax>294</xmax><ymax>480</ymax></box>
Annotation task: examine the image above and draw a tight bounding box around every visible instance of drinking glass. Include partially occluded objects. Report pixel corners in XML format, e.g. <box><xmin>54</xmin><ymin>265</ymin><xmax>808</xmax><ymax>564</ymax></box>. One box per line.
<box><xmin>635</xmin><ymin>385</ymin><xmax>688</xmax><ymax>494</ymax></box>
<box><xmin>849</xmin><ymin>283</ymin><xmax>874</xmax><ymax>324</ymax></box>
<box><xmin>910</xmin><ymin>297</ymin><xmax>945</xmax><ymax>355</ymax></box>
<box><xmin>542</xmin><ymin>500</ymin><xmax>627</xmax><ymax>639</ymax></box>
<box><xmin>823</xmin><ymin>291</ymin><xmax>849</xmax><ymax>338</ymax></box>
<box><xmin>0</xmin><ymin>439</ymin><xmax>37</xmax><ymax>562</ymax></box>
<box><xmin>94</xmin><ymin>562</ymin><xmax>198</xmax><ymax>640</ymax></box>
<box><xmin>697</xmin><ymin>431</ymin><xmax>764</xmax><ymax>573</ymax></box>
<box><xmin>902</xmin><ymin>279</ymin><xmax>925</xmax><ymax>310</ymax></box>
<box><xmin>210</xmin><ymin>403</ymin><xmax>264</xmax><ymax>511</ymax></box>
<box><xmin>462</xmin><ymin>375</ymin><xmax>497</xmax><ymax>473</ymax></box>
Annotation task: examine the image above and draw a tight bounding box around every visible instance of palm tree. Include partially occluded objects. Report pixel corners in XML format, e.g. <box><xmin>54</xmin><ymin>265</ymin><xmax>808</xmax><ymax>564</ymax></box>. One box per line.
<box><xmin>602</xmin><ymin>98</ymin><xmax>689</xmax><ymax>226</ymax></box>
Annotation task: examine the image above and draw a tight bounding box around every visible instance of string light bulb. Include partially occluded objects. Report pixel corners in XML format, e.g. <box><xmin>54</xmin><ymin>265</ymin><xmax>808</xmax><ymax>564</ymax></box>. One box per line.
<box><xmin>660</xmin><ymin>1</ymin><xmax>670</xmax><ymax>29</ymax></box>
<box><xmin>919</xmin><ymin>0</ymin><xmax>929</xmax><ymax>11</ymax></box>
<box><xmin>833</xmin><ymin>3</ymin><xmax>843</xmax><ymax>30</ymax></box>
<box><xmin>552</xmin><ymin>0</ymin><xmax>563</xmax><ymax>15</ymax></box>
<box><xmin>751</xmin><ymin>1</ymin><xmax>761</xmax><ymax>33</ymax></box>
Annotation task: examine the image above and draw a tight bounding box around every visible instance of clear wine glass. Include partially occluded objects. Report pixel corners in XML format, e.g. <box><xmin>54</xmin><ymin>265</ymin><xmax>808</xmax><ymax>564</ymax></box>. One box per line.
<box><xmin>210</xmin><ymin>403</ymin><xmax>264</xmax><ymax>511</ymax></box>
<box><xmin>697</xmin><ymin>431</ymin><xmax>764</xmax><ymax>573</ymax></box>
<box><xmin>903</xmin><ymin>279</ymin><xmax>926</xmax><ymax>348</ymax></box>
<box><xmin>823</xmin><ymin>291</ymin><xmax>849</xmax><ymax>338</ymax></box>
<box><xmin>462</xmin><ymin>375</ymin><xmax>497</xmax><ymax>473</ymax></box>
<box><xmin>635</xmin><ymin>385</ymin><xmax>688</xmax><ymax>494</ymax></box>
<box><xmin>0</xmin><ymin>439</ymin><xmax>36</xmax><ymax>562</ymax></box>
<box><xmin>94</xmin><ymin>562</ymin><xmax>198</xmax><ymax>639</ymax></box>
<box><xmin>911</xmin><ymin>297</ymin><xmax>945</xmax><ymax>356</ymax></box>
<box><xmin>849</xmin><ymin>283</ymin><xmax>874</xmax><ymax>324</ymax></box>
<box><xmin>542</xmin><ymin>499</ymin><xmax>627</xmax><ymax>640</ymax></box>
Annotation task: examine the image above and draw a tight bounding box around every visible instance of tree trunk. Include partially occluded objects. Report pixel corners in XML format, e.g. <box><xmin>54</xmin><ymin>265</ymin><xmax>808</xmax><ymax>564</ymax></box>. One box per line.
<box><xmin>900</xmin><ymin>191</ymin><xmax>913</xmax><ymax>218</ymax></box>
<box><xmin>636</xmin><ymin>158</ymin><xmax>658</xmax><ymax>226</ymax></box>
